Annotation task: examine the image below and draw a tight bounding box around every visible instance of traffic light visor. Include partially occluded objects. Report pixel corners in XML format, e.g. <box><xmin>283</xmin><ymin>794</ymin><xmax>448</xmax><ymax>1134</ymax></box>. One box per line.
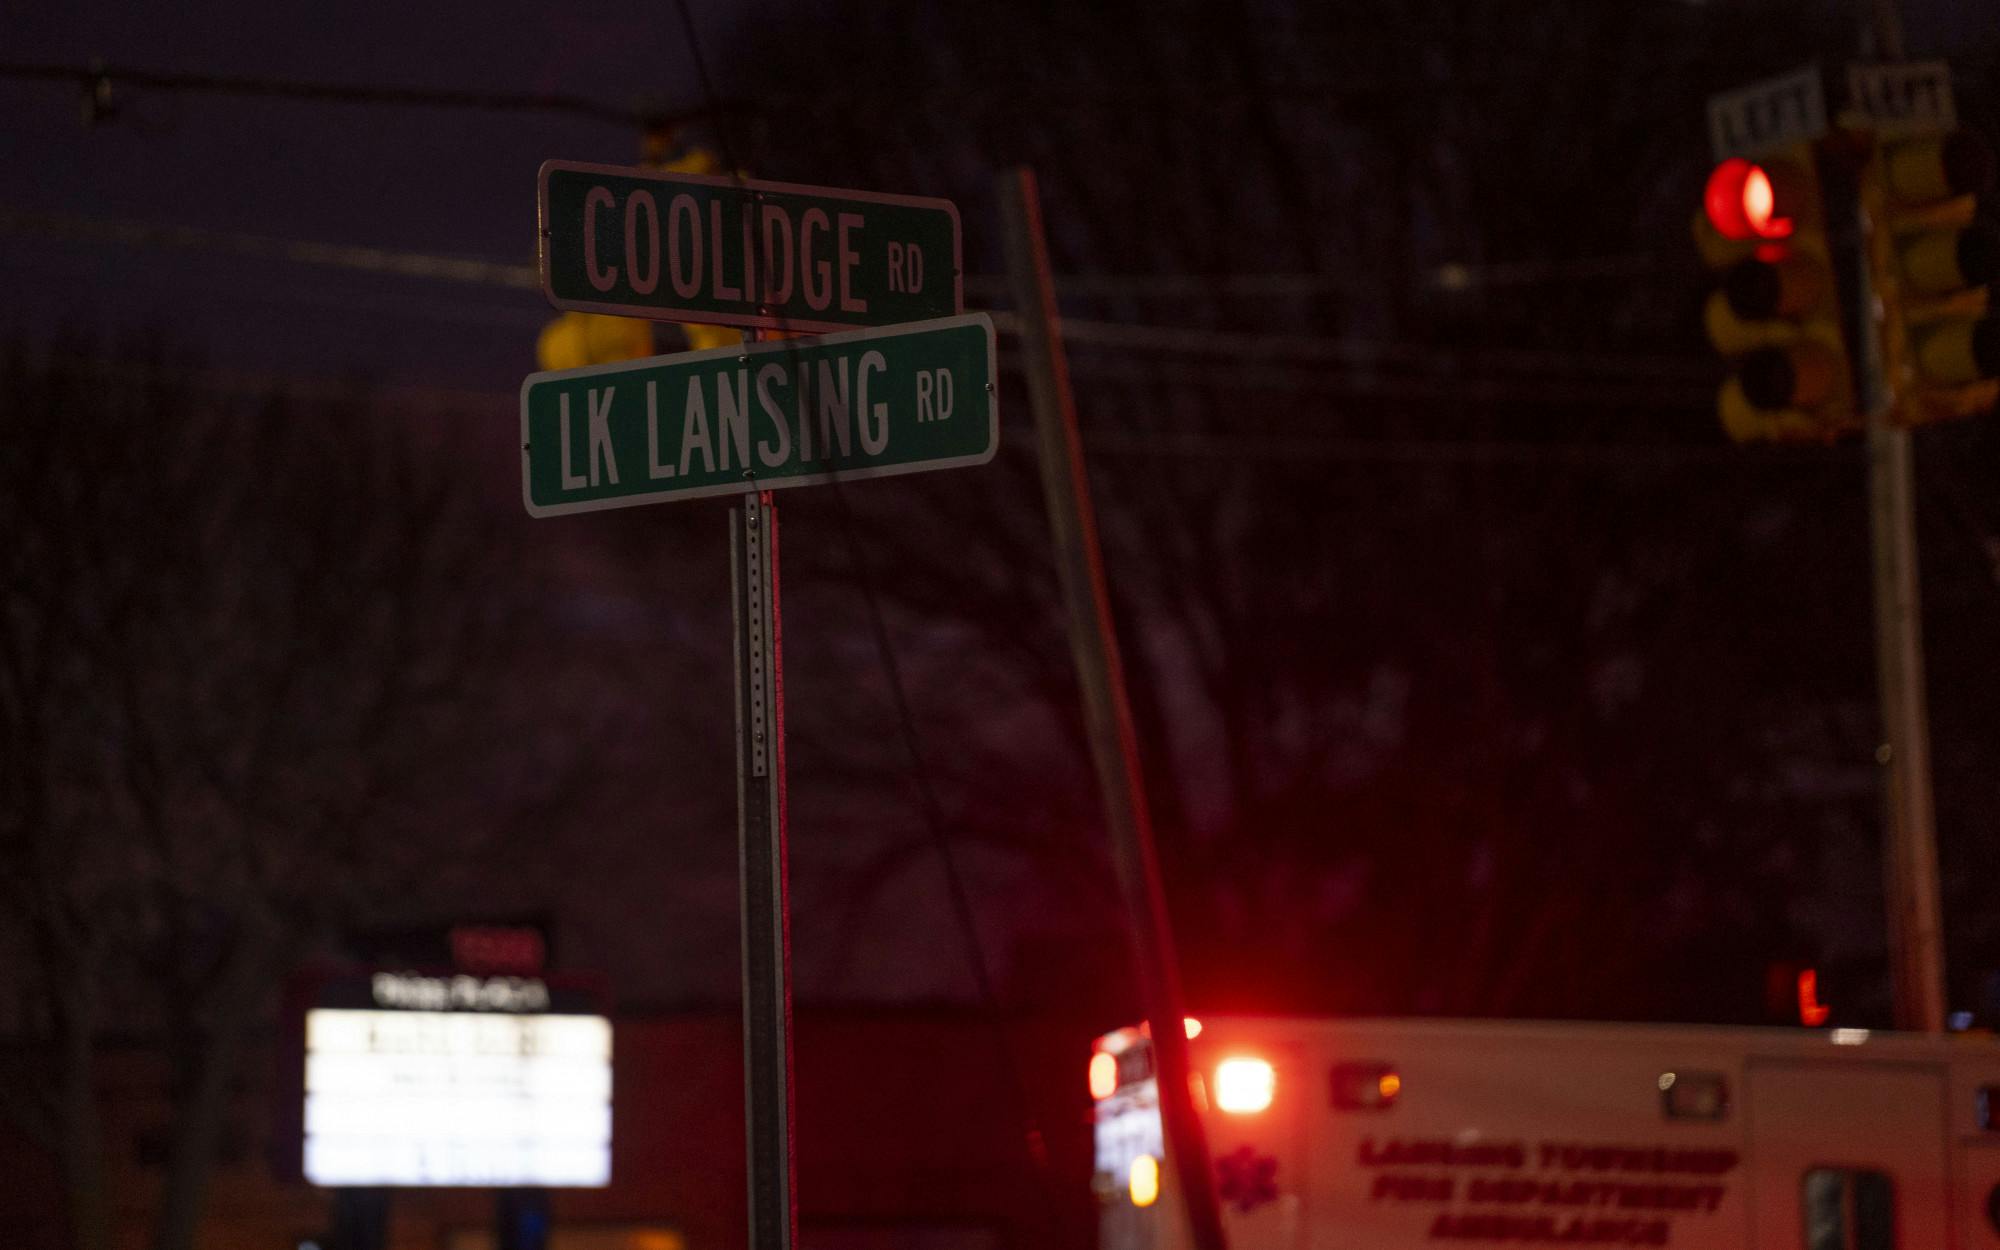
<box><xmin>1724</xmin><ymin>255</ymin><xmax>1828</xmax><ymax>319</ymax></box>
<box><xmin>1706</xmin><ymin>158</ymin><xmax>1796</xmax><ymax>242</ymax></box>
<box><xmin>1900</xmin><ymin>224</ymin><xmax>2000</xmax><ymax>296</ymax></box>
<box><xmin>1740</xmin><ymin>342</ymin><xmax>1839</xmax><ymax>410</ymax></box>
<box><xmin>1914</xmin><ymin>316</ymin><xmax>2000</xmax><ymax>386</ymax></box>
<box><xmin>1887</xmin><ymin>130</ymin><xmax>1996</xmax><ymax>203</ymax></box>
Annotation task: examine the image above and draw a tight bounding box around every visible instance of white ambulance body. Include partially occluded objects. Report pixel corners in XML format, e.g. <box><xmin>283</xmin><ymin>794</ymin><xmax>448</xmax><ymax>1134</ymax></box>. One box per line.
<box><xmin>1091</xmin><ymin>1017</ymin><xmax>2000</xmax><ymax>1250</ymax></box>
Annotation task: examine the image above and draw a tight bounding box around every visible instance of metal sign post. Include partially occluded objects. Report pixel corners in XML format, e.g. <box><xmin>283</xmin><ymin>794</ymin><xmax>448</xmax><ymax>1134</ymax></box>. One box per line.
<box><xmin>733</xmin><ymin>484</ymin><xmax>794</xmax><ymax>1250</ymax></box>
<box><xmin>527</xmin><ymin>164</ymin><xmax>984</xmax><ymax>1250</ymax></box>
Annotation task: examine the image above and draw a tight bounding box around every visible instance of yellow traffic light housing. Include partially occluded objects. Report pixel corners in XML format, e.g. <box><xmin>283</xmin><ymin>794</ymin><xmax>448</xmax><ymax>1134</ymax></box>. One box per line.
<box><xmin>1869</xmin><ymin>126</ymin><xmax>1999</xmax><ymax>426</ymax></box>
<box><xmin>536</xmin><ymin>311</ymin><xmax>655</xmax><ymax>372</ymax></box>
<box><xmin>1695</xmin><ymin>148</ymin><xmax>1856</xmax><ymax>442</ymax></box>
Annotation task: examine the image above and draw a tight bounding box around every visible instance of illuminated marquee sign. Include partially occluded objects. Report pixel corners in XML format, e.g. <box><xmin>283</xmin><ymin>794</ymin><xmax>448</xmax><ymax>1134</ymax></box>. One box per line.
<box><xmin>299</xmin><ymin>971</ymin><xmax>611</xmax><ymax>1188</ymax></box>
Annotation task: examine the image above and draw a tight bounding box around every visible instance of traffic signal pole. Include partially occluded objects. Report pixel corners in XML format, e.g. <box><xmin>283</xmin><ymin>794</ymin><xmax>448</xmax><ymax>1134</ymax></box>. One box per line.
<box><xmin>1866</xmin><ymin>422</ymin><xmax>1948</xmax><ymax>1033</ymax></box>
<box><xmin>1854</xmin><ymin>0</ymin><xmax>1949</xmax><ymax>1035</ymax></box>
<box><xmin>997</xmin><ymin>167</ymin><xmax>1229</xmax><ymax>1250</ymax></box>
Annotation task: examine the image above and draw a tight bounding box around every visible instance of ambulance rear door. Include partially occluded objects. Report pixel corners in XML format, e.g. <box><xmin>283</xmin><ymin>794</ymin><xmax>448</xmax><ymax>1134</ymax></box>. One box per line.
<box><xmin>1745</xmin><ymin>1058</ymin><xmax>1949</xmax><ymax>1250</ymax></box>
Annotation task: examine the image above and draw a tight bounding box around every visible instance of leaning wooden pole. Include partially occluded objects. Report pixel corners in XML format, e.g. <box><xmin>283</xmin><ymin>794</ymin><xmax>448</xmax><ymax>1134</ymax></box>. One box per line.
<box><xmin>997</xmin><ymin>165</ymin><xmax>1229</xmax><ymax>1250</ymax></box>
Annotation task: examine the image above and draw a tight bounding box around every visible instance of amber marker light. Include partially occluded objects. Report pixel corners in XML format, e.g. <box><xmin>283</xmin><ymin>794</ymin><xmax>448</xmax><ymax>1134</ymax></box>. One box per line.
<box><xmin>1135</xmin><ymin>1016</ymin><xmax>1205</xmax><ymax>1039</ymax></box>
<box><xmin>1129</xmin><ymin>1154</ymin><xmax>1161</xmax><ymax>1207</ymax></box>
<box><xmin>1089</xmin><ymin>1050</ymin><xmax>1119</xmax><ymax>1101</ymax></box>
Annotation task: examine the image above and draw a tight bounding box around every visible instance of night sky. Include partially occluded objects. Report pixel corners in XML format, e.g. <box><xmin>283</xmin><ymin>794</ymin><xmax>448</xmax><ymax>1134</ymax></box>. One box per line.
<box><xmin>1</xmin><ymin>0</ymin><xmax>1987</xmax><ymax>379</ymax></box>
<box><xmin>3</xmin><ymin>2</ymin><xmax>747</xmax><ymax>389</ymax></box>
<box><xmin>8</xmin><ymin>0</ymin><xmax>2000</xmax><ymax>1028</ymax></box>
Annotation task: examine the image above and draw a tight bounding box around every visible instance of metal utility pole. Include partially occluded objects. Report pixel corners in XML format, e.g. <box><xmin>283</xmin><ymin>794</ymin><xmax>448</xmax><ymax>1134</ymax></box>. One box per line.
<box><xmin>997</xmin><ymin>166</ymin><xmax>1228</xmax><ymax>1250</ymax></box>
<box><xmin>1855</xmin><ymin>0</ymin><xmax>1948</xmax><ymax>1034</ymax></box>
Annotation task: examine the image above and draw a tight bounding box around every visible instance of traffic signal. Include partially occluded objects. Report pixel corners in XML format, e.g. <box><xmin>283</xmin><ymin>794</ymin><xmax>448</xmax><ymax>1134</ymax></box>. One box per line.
<box><xmin>1869</xmin><ymin>126</ymin><xmax>1999</xmax><ymax>425</ymax></box>
<box><xmin>1764</xmin><ymin>960</ymin><xmax>1834</xmax><ymax>1026</ymax></box>
<box><xmin>535</xmin><ymin>311</ymin><xmax>654</xmax><ymax>372</ymax></box>
<box><xmin>1695</xmin><ymin>148</ymin><xmax>1857</xmax><ymax>442</ymax></box>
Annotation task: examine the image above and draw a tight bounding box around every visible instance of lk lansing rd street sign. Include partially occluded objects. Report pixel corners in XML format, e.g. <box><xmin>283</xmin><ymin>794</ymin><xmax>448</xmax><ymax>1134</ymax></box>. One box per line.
<box><xmin>538</xmin><ymin>161</ymin><xmax>963</xmax><ymax>333</ymax></box>
<box><xmin>519</xmin><ymin>313</ymin><xmax>996</xmax><ymax>517</ymax></box>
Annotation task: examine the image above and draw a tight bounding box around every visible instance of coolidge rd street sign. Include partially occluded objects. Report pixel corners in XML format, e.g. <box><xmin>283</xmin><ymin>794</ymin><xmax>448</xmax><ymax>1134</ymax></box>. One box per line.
<box><xmin>519</xmin><ymin>313</ymin><xmax>996</xmax><ymax>517</ymax></box>
<box><xmin>538</xmin><ymin>161</ymin><xmax>962</xmax><ymax>333</ymax></box>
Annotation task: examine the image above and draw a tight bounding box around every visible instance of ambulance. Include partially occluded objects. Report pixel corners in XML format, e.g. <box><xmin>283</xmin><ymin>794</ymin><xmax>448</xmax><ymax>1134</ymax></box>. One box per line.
<box><xmin>1091</xmin><ymin>1017</ymin><xmax>2000</xmax><ymax>1250</ymax></box>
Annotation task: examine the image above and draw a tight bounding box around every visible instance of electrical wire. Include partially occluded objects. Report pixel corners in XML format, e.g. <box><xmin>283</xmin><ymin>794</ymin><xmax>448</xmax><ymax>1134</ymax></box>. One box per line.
<box><xmin>960</xmin><ymin>252</ymin><xmax>1668</xmax><ymax>300</ymax></box>
<box><xmin>0</xmin><ymin>208</ymin><xmax>1715</xmax><ymax>402</ymax></box>
<box><xmin>0</xmin><ymin>59</ymin><xmax>1688</xmax><ymax>126</ymax></box>
<box><xmin>0</xmin><ymin>60</ymin><xmax>733</xmax><ymax>131</ymax></box>
<box><xmin>0</xmin><ymin>207</ymin><xmax>540</xmax><ymax>290</ymax></box>
<box><xmin>1</xmin><ymin>352</ymin><xmax>1810</xmax><ymax>466</ymax></box>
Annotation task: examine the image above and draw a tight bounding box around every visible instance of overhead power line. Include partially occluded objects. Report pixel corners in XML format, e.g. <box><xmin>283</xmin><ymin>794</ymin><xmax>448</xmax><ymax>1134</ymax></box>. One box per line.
<box><xmin>0</xmin><ymin>59</ymin><xmax>1682</xmax><ymax>127</ymax></box>
<box><xmin>31</xmin><ymin>356</ymin><xmax>1843</xmax><ymax>469</ymax></box>
<box><xmin>0</xmin><ymin>207</ymin><xmax>540</xmax><ymax>290</ymax></box>
<box><xmin>1001</xmin><ymin>350</ymin><xmax>1710</xmax><ymax>409</ymax></box>
<box><xmin>1005</xmin><ymin>315</ymin><xmax>1709</xmax><ymax>381</ymax></box>
<box><xmin>0</xmin><ymin>207</ymin><xmax>1713</xmax><ymax>392</ymax></box>
<box><xmin>0</xmin><ymin>60</ymin><xmax>740</xmax><ymax>131</ymax></box>
<box><xmin>961</xmin><ymin>253</ymin><xmax>1668</xmax><ymax>301</ymax></box>
<box><xmin>3</xmin><ymin>202</ymin><xmax>1663</xmax><ymax>303</ymax></box>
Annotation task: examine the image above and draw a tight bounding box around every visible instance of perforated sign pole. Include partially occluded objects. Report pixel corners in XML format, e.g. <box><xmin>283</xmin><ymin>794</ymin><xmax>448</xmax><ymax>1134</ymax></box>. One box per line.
<box><xmin>732</xmin><ymin>482</ymin><xmax>794</xmax><ymax>1250</ymax></box>
<box><xmin>531</xmin><ymin>164</ymin><xmax>986</xmax><ymax>1250</ymax></box>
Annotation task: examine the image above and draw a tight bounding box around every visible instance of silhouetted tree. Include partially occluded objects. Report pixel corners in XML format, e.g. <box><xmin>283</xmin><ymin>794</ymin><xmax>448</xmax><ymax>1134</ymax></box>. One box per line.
<box><xmin>0</xmin><ymin>338</ymin><xmax>536</xmax><ymax>1250</ymax></box>
<box><xmin>698</xmin><ymin>0</ymin><xmax>2000</xmax><ymax>1025</ymax></box>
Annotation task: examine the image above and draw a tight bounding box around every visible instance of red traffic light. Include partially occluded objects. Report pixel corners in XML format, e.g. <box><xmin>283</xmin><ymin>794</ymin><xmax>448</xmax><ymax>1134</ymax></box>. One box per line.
<box><xmin>1705</xmin><ymin>158</ymin><xmax>1797</xmax><ymax>242</ymax></box>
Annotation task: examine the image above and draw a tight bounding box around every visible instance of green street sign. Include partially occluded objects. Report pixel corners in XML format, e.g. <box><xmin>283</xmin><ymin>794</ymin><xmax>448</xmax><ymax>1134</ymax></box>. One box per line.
<box><xmin>538</xmin><ymin>161</ymin><xmax>962</xmax><ymax>333</ymax></box>
<box><xmin>519</xmin><ymin>313</ymin><xmax>996</xmax><ymax>517</ymax></box>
